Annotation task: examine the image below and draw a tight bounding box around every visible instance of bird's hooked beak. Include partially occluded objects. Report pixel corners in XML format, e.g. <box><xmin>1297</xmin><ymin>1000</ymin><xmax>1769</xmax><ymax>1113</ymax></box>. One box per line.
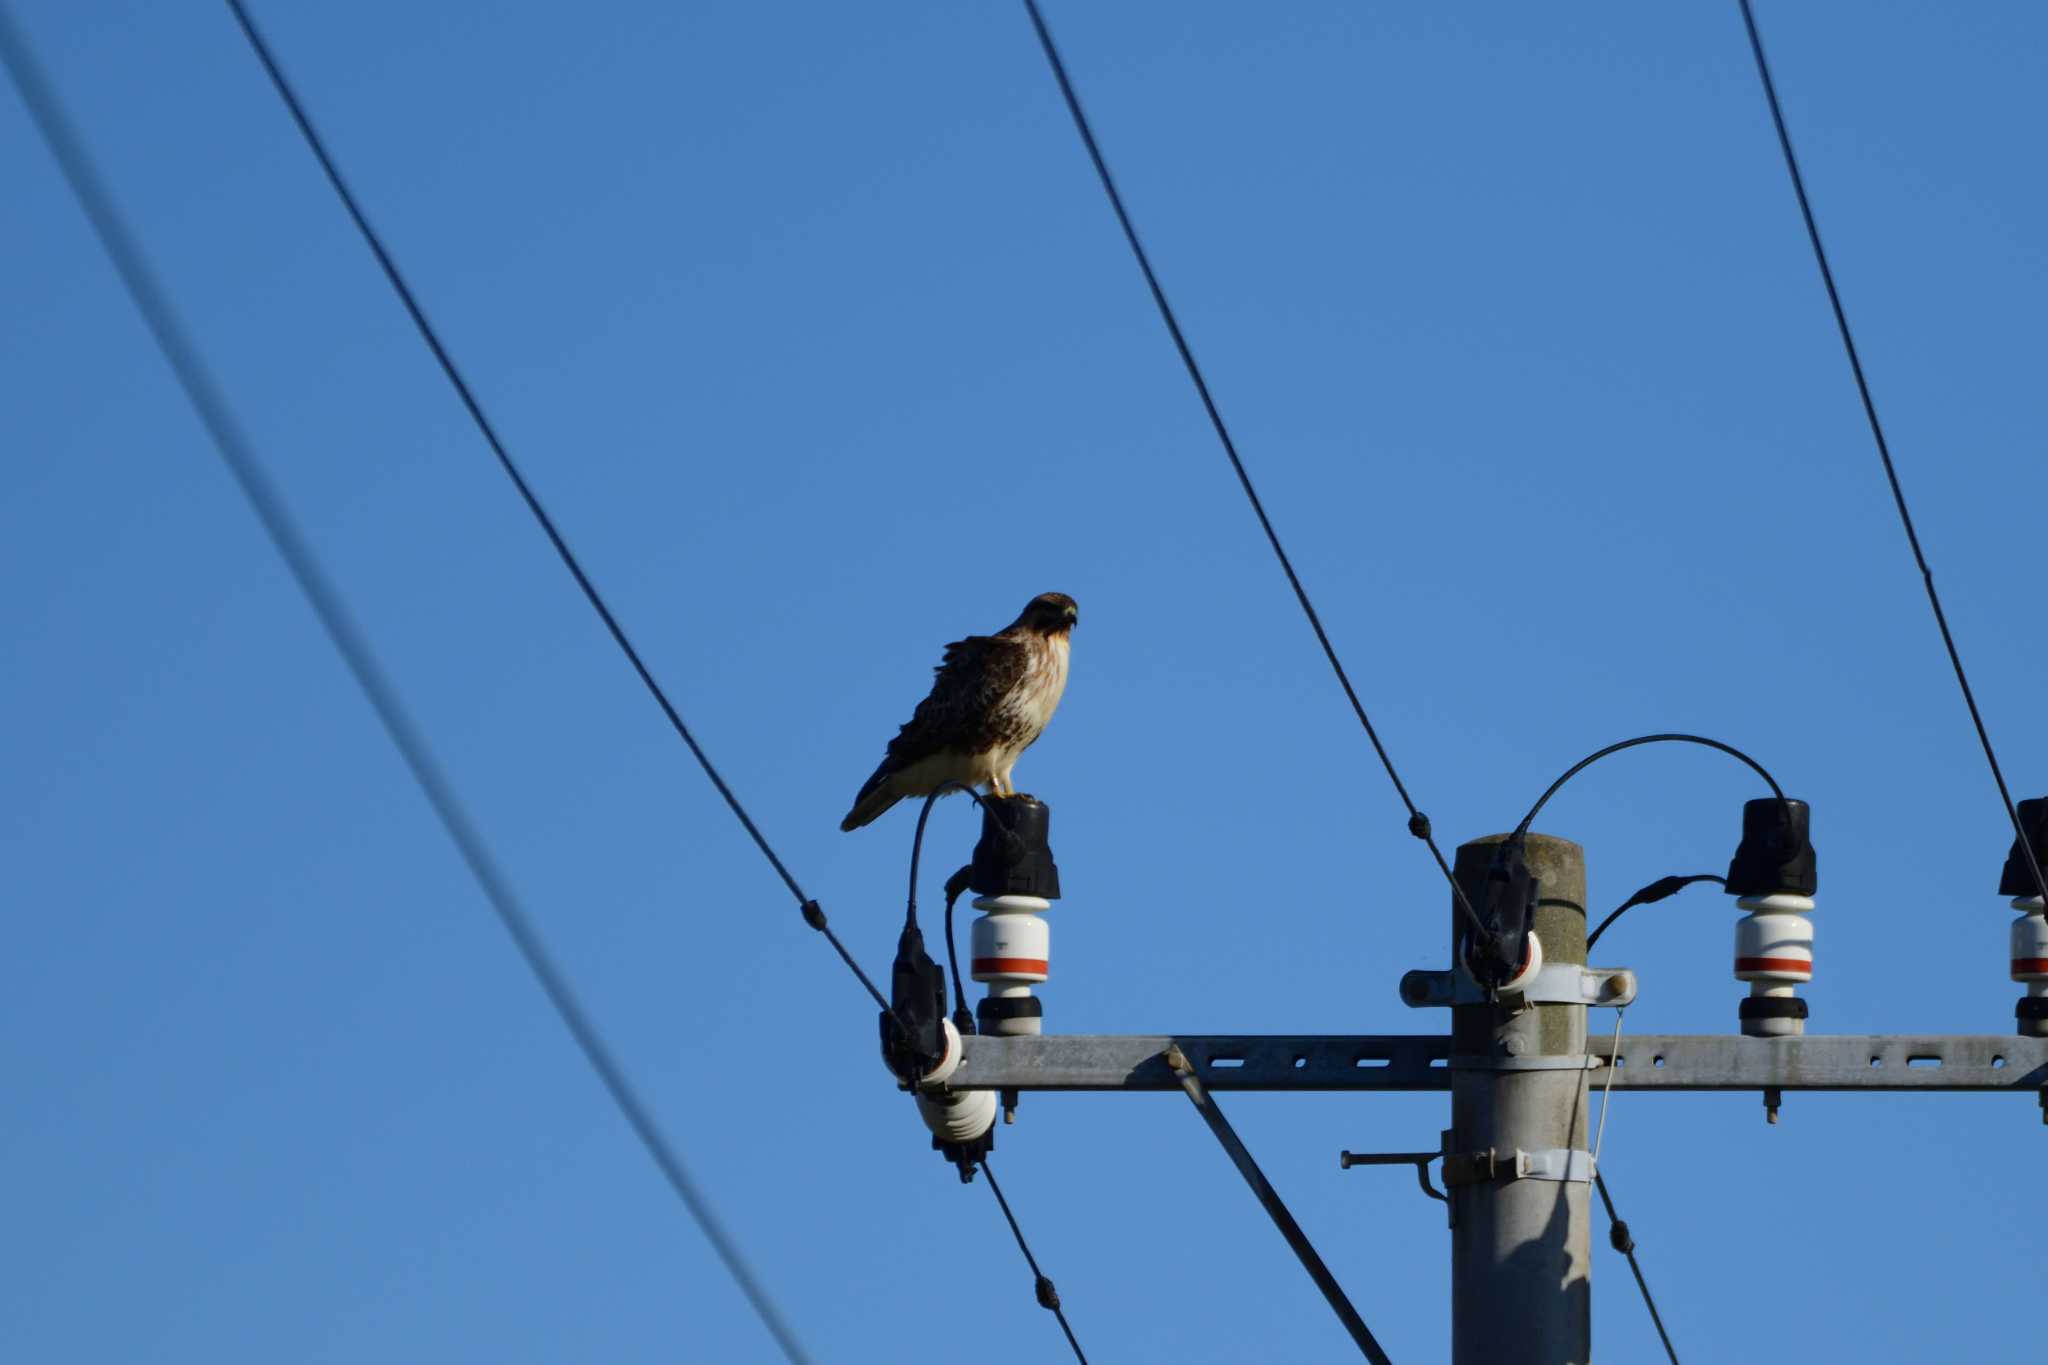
<box><xmin>1063</xmin><ymin>602</ymin><xmax>1079</xmax><ymax>628</ymax></box>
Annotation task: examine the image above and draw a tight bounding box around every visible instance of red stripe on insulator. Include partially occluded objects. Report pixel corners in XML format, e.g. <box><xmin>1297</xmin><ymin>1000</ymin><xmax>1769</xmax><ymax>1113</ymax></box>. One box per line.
<box><xmin>1736</xmin><ymin>956</ymin><xmax>1812</xmax><ymax>974</ymax></box>
<box><xmin>2011</xmin><ymin>958</ymin><xmax>2048</xmax><ymax>975</ymax></box>
<box><xmin>973</xmin><ymin>957</ymin><xmax>1049</xmax><ymax>975</ymax></box>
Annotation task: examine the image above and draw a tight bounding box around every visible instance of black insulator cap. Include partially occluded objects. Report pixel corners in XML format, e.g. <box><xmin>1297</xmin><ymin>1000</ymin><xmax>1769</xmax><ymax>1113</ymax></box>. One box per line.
<box><xmin>970</xmin><ymin>796</ymin><xmax>1061</xmax><ymax>899</ymax></box>
<box><xmin>1997</xmin><ymin>797</ymin><xmax>2048</xmax><ymax>897</ymax></box>
<box><xmin>1725</xmin><ymin>797</ymin><xmax>1817</xmax><ymax>898</ymax></box>
<box><xmin>977</xmin><ymin>995</ymin><xmax>1044</xmax><ymax>1029</ymax></box>
<box><xmin>1739</xmin><ymin>994</ymin><xmax>1810</xmax><ymax>1021</ymax></box>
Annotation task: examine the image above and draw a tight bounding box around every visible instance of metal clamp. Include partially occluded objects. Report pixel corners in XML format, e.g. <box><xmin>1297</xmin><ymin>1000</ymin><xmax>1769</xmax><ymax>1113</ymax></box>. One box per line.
<box><xmin>1401</xmin><ymin>964</ymin><xmax>1635</xmax><ymax>1009</ymax></box>
<box><xmin>1442</xmin><ymin>1146</ymin><xmax>1593</xmax><ymax>1187</ymax></box>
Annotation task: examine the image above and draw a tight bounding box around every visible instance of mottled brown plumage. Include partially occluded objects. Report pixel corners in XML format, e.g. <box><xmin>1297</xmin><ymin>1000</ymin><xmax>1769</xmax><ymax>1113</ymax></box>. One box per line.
<box><xmin>840</xmin><ymin>593</ymin><xmax>1077</xmax><ymax>831</ymax></box>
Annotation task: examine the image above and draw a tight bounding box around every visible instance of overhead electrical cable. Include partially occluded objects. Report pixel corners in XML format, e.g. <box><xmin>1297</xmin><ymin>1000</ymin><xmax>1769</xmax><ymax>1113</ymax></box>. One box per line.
<box><xmin>0</xmin><ymin>13</ymin><xmax>813</xmax><ymax>1362</ymax></box>
<box><xmin>1594</xmin><ymin>1171</ymin><xmax>1680</xmax><ymax>1364</ymax></box>
<box><xmin>1570</xmin><ymin>1011</ymin><xmax>1675</xmax><ymax>1362</ymax></box>
<box><xmin>221</xmin><ymin>0</ymin><xmax>895</xmax><ymax>1016</ymax></box>
<box><xmin>980</xmin><ymin>1160</ymin><xmax>1092</xmax><ymax>1364</ymax></box>
<box><xmin>1020</xmin><ymin>0</ymin><xmax>1486</xmax><ymax>942</ymax></box>
<box><xmin>1734</xmin><ymin>0</ymin><xmax>2048</xmax><ymax>906</ymax></box>
<box><xmin>224</xmin><ymin>9</ymin><xmax>1092</xmax><ymax>1352</ymax></box>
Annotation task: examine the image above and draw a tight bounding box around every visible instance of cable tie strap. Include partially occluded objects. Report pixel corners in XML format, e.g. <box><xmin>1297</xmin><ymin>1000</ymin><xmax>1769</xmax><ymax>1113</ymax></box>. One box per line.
<box><xmin>800</xmin><ymin>899</ymin><xmax>826</xmax><ymax>931</ymax></box>
<box><xmin>1407</xmin><ymin>811</ymin><xmax>1431</xmax><ymax>840</ymax></box>
<box><xmin>1035</xmin><ymin>1275</ymin><xmax>1061</xmax><ymax>1311</ymax></box>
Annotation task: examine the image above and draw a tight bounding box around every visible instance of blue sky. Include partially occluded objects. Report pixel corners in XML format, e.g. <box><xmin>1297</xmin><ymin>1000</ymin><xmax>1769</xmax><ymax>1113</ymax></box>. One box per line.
<box><xmin>4</xmin><ymin>2</ymin><xmax>2043</xmax><ymax>1360</ymax></box>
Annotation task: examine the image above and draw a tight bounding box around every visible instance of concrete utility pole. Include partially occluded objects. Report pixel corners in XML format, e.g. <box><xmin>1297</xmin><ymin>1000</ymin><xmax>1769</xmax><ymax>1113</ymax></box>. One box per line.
<box><xmin>1447</xmin><ymin>835</ymin><xmax>1590</xmax><ymax>1364</ymax></box>
<box><xmin>931</xmin><ymin>801</ymin><xmax>2048</xmax><ymax>1363</ymax></box>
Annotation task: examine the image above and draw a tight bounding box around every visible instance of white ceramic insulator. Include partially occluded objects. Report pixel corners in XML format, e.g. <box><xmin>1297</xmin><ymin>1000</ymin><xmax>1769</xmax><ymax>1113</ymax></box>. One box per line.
<box><xmin>971</xmin><ymin>895</ymin><xmax>1051</xmax><ymax>985</ymax></box>
<box><xmin>924</xmin><ymin>1018</ymin><xmax>965</xmax><ymax>1087</ymax></box>
<box><xmin>882</xmin><ymin>1016</ymin><xmax>967</xmax><ymax>1088</ymax></box>
<box><xmin>1501</xmin><ymin>930</ymin><xmax>1544</xmax><ymax>994</ymax></box>
<box><xmin>1734</xmin><ymin>894</ymin><xmax>1815</xmax><ymax>987</ymax></box>
<box><xmin>2011</xmin><ymin>898</ymin><xmax>2048</xmax><ymax>986</ymax></box>
<box><xmin>1457</xmin><ymin>928</ymin><xmax>1544</xmax><ymax>995</ymax></box>
<box><xmin>916</xmin><ymin>1086</ymin><xmax>997</xmax><ymax>1146</ymax></box>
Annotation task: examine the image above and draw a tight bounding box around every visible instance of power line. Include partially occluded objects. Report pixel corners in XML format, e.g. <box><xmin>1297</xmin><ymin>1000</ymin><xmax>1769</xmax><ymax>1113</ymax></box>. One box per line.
<box><xmin>222</xmin><ymin>9</ymin><xmax>1098</xmax><ymax>1350</ymax></box>
<box><xmin>1594</xmin><ymin>1172</ymin><xmax>1680</xmax><ymax>1364</ymax></box>
<box><xmin>0</xmin><ymin>13</ymin><xmax>814</xmax><ymax>1362</ymax></box>
<box><xmin>220</xmin><ymin>0</ymin><xmax>894</xmax><ymax>1017</ymax></box>
<box><xmin>1734</xmin><ymin>0</ymin><xmax>2048</xmax><ymax>907</ymax></box>
<box><xmin>980</xmin><ymin>1160</ymin><xmax>1092</xmax><ymax>1364</ymax></box>
<box><xmin>1019</xmin><ymin>0</ymin><xmax>1486</xmax><ymax>941</ymax></box>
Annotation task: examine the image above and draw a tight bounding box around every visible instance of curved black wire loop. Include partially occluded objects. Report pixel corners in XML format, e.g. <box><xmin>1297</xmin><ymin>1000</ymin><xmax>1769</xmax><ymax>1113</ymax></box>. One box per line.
<box><xmin>1513</xmin><ymin>734</ymin><xmax>1790</xmax><ymax>843</ymax></box>
<box><xmin>908</xmin><ymin>781</ymin><xmax>1027</xmax><ymax>1026</ymax></box>
<box><xmin>942</xmin><ymin>870</ymin><xmax>975</xmax><ymax>1027</ymax></box>
<box><xmin>907</xmin><ymin>781</ymin><xmax>1000</xmax><ymax>925</ymax></box>
<box><xmin>1585</xmin><ymin>874</ymin><xmax>1728</xmax><ymax>951</ymax></box>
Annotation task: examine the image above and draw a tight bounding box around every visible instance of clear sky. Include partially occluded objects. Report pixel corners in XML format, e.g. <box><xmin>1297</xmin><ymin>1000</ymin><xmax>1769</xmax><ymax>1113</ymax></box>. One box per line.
<box><xmin>4</xmin><ymin>2</ymin><xmax>2044</xmax><ymax>1361</ymax></box>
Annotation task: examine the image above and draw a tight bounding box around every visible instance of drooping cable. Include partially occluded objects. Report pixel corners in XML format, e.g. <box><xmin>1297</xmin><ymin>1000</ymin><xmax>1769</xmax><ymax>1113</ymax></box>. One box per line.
<box><xmin>980</xmin><ymin>1160</ymin><xmax>1092</xmax><ymax>1365</ymax></box>
<box><xmin>0</xmin><ymin>17</ymin><xmax>813</xmax><ymax>1360</ymax></box>
<box><xmin>1594</xmin><ymin>1171</ymin><xmax>1680</xmax><ymax>1364</ymax></box>
<box><xmin>221</xmin><ymin>0</ymin><xmax>896</xmax><ymax>1009</ymax></box>
<box><xmin>1020</xmin><ymin>0</ymin><xmax>1485</xmax><ymax>943</ymax></box>
<box><xmin>1586</xmin><ymin>874</ymin><xmax>1727</xmax><ymax>951</ymax></box>
<box><xmin>1734</xmin><ymin>0</ymin><xmax>2047</xmax><ymax>907</ymax></box>
<box><xmin>907</xmin><ymin>781</ymin><xmax>998</xmax><ymax>927</ymax></box>
<box><xmin>1513</xmin><ymin>734</ymin><xmax>1788</xmax><ymax>842</ymax></box>
<box><xmin>942</xmin><ymin>865</ymin><xmax>976</xmax><ymax>1032</ymax></box>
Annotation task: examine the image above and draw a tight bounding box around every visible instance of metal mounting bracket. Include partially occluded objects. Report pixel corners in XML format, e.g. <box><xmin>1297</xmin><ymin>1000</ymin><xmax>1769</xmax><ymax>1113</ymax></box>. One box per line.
<box><xmin>1338</xmin><ymin>1149</ymin><xmax>1448</xmax><ymax>1203</ymax></box>
<box><xmin>1400</xmin><ymin>963</ymin><xmax>1636</xmax><ymax>1009</ymax></box>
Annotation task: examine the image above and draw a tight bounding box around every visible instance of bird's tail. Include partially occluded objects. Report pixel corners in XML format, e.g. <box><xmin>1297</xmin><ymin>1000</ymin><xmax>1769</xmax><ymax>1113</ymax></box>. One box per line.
<box><xmin>840</xmin><ymin>771</ymin><xmax>901</xmax><ymax>831</ymax></box>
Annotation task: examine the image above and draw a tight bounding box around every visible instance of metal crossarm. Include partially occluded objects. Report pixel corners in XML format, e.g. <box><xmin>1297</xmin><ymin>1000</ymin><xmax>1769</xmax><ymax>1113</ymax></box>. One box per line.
<box><xmin>954</xmin><ymin>1034</ymin><xmax>2048</xmax><ymax>1093</ymax></box>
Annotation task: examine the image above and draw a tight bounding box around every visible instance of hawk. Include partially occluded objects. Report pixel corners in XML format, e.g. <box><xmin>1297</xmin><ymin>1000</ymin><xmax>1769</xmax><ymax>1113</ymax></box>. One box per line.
<box><xmin>840</xmin><ymin>592</ymin><xmax>1078</xmax><ymax>831</ymax></box>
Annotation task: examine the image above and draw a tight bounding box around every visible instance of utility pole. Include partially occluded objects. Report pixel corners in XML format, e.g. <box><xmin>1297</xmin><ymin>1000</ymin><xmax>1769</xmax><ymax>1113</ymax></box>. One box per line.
<box><xmin>913</xmin><ymin>794</ymin><xmax>2048</xmax><ymax>1363</ymax></box>
<box><xmin>1447</xmin><ymin>835</ymin><xmax>1590</xmax><ymax>1363</ymax></box>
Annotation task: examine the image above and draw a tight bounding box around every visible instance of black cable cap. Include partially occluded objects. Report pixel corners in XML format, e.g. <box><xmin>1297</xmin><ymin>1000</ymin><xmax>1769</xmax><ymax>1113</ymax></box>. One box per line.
<box><xmin>1997</xmin><ymin>797</ymin><xmax>2048</xmax><ymax>897</ymax></box>
<box><xmin>880</xmin><ymin>921</ymin><xmax>948</xmax><ymax>1083</ymax></box>
<box><xmin>1467</xmin><ymin>840</ymin><xmax>1538</xmax><ymax>991</ymax></box>
<box><xmin>970</xmin><ymin>795</ymin><xmax>1061</xmax><ymax>899</ymax></box>
<box><xmin>1725</xmin><ymin>797</ymin><xmax>1816</xmax><ymax>897</ymax></box>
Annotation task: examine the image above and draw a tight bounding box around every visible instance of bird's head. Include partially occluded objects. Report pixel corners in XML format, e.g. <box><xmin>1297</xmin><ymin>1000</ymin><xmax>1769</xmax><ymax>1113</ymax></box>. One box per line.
<box><xmin>1016</xmin><ymin>591</ymin><xmax>1079</xmax><ymax>636</ymax></box>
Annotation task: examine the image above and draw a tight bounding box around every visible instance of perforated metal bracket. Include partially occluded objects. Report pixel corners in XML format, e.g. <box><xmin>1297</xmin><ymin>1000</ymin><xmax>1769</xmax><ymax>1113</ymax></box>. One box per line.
<box><xmin>1400</xmin><ymin>964</ymin><xmax>1636</xmax><ymax>1009</ymax></box>
<box><xmin>953</xmin><ymin>1033</ymin><xmax>2048</xmax><ymax>1092</ymax></box>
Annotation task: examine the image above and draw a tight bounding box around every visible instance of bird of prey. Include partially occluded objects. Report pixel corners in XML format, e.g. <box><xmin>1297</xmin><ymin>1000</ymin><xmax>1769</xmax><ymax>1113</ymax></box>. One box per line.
<box><xmin>840</xmin><ymin>592</ymin><xmax>1078</xmax><ymax>831</ymax></box>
